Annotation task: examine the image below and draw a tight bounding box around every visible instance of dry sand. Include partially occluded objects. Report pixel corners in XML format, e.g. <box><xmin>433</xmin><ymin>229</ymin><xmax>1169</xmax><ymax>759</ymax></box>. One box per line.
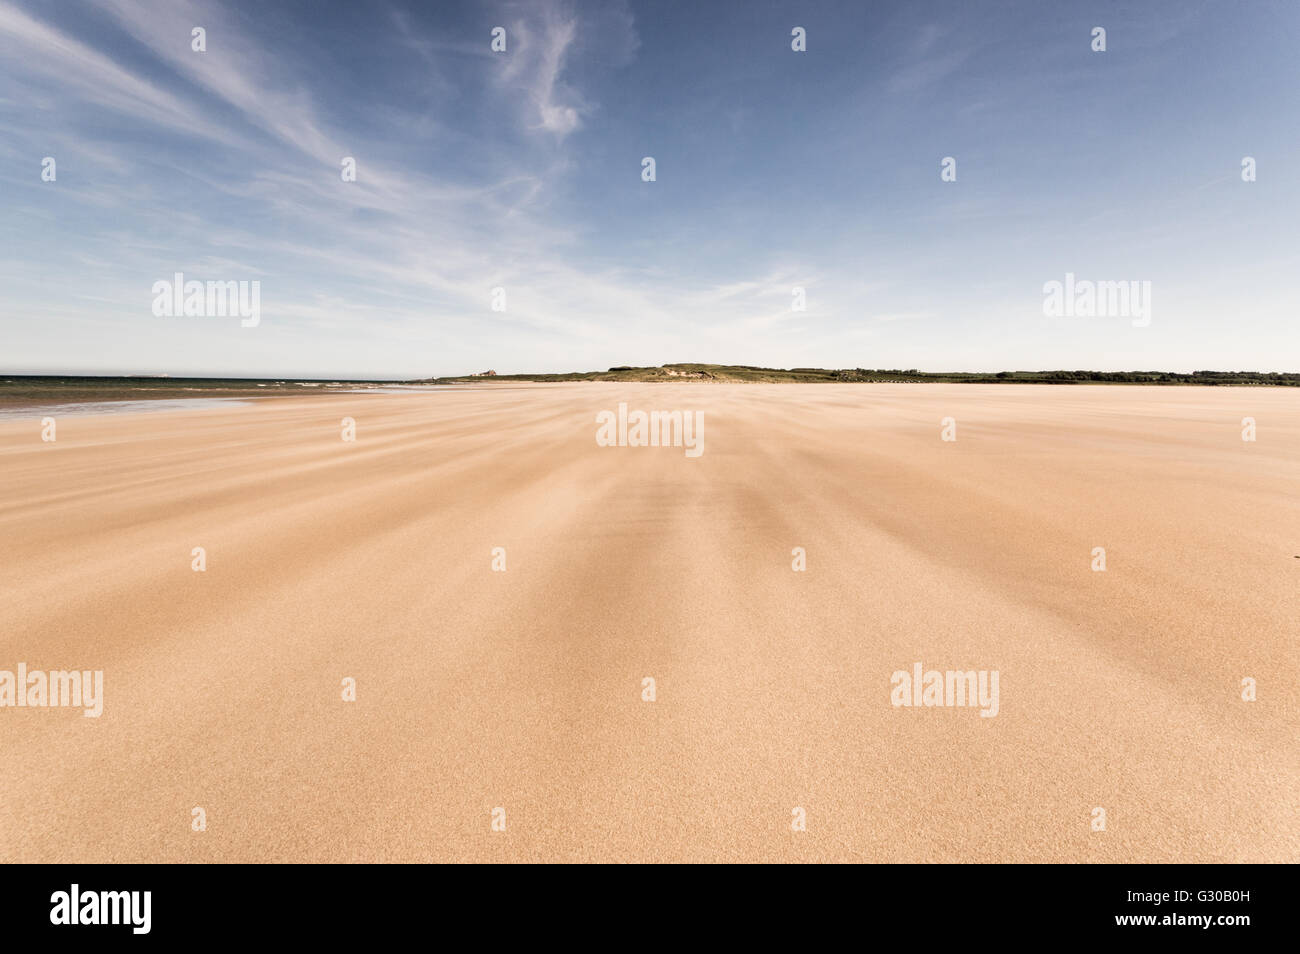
<box><xmin>1</xmin><ymin>383</ymin><xmax>1296</xmax><ymax>863</ymax></box>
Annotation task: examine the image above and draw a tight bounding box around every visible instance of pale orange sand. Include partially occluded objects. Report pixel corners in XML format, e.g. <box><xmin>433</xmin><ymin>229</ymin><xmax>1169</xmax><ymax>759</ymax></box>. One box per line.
<box><xmin>1</xmin><ymin>384</ymin><xmax>1296</xmax><ymax>862</ymax></box>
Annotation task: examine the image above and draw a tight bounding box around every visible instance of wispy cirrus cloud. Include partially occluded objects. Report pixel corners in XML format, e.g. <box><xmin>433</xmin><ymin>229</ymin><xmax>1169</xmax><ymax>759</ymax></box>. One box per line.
<box><xmin>496</xmin><ymin>1</ymin><xmax>585</xmax><ymax>137</ymax></box>
<box><xmin>3</xmin><ymin>0</ymin><xmax>1298</xmax><ymax>377</ymax></box>
<box><xmin>0</xmin><ymin>0</ymin><xmax>829</xmax><ymax>375</ymax></box>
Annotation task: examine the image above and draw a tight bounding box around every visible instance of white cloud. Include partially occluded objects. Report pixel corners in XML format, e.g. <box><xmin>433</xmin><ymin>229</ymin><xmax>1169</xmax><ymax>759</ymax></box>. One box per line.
<box><xmin>498</xmin><ymin>2</ymin><xmax>585</xmax><ymax>138</ymax></box>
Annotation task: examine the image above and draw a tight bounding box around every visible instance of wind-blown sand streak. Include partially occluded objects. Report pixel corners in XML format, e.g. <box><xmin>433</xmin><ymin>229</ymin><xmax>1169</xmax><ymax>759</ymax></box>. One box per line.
<box><xmin>1</xmin><ymin>383</ymin><xmax>1296</xmax><ymax>862</ymax></box>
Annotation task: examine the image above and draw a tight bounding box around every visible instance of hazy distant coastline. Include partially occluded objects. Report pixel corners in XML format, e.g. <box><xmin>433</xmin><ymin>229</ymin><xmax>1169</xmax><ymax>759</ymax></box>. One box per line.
<box><xmin>0</xmin><ymin>376</ymin><xmax>419</xmax><ymax>409</ymax></box>
<box><xmin>4</xmin><ymin>365</ymin><xmax>1298</xmax><ymax>410</ymax></box>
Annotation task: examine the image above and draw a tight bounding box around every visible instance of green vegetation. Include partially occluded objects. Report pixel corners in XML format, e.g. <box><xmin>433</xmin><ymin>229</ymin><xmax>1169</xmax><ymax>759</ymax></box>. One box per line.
<box><xmin>425</xmin><ymin>364</ymin><xmax>1300</xmax><ymax>386</ymax></box>
<box><xmin>4</xmin><ymin>365</ymin><xmax>1296</xmax><ymax>407</ymax></box>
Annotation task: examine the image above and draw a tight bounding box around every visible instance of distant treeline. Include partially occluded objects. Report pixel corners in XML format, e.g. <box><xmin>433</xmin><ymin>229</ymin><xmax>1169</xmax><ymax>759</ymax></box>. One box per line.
<box><xmin>428</xmin><ymin>364</ymin><xmax>1300</xmax><ymax>386</ymax></box>
<box><xmin>833</xmin><ymin>369</ymin><xmax>1300</xmax><ymax>385</ymax></box>
<box><xmin>6</xmin><ymin>367</ymin><xmax>1298</xmax><ymax>400</ymax></box>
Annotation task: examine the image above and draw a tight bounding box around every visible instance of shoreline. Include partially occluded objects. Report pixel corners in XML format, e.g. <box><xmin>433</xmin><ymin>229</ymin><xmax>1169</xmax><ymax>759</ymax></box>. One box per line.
<box><xmin>2</xmin><ymin>378</ymin><xmax>1297</xmax><ymax>421</ymax></box>
<box><xmin>7</xmin><ymin>365</ymin><xmax>1300</xmax><ymax>402</ymax></box>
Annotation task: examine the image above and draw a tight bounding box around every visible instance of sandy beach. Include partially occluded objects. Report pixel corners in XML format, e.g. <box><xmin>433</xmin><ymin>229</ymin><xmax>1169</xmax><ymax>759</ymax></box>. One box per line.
<box><xmin>1</xmin><ymin>383</ymin><xmax>1296</xmax><ymax>863</ymax></box>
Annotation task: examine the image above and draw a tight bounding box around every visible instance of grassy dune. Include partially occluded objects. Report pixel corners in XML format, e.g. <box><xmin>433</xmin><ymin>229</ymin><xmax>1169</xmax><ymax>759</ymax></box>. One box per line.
<box><xmin>428</xmin><ymin>363</ymin><xmax>1300</xmax><ymax>385</ymax></box>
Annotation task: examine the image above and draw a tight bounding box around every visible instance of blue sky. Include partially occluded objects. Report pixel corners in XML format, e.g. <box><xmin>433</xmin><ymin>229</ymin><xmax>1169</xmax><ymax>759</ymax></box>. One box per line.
<box><xmin>2</xmin><ymin>0</ymin><xmax>1298</xmax><ymax>377</ymax></box>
